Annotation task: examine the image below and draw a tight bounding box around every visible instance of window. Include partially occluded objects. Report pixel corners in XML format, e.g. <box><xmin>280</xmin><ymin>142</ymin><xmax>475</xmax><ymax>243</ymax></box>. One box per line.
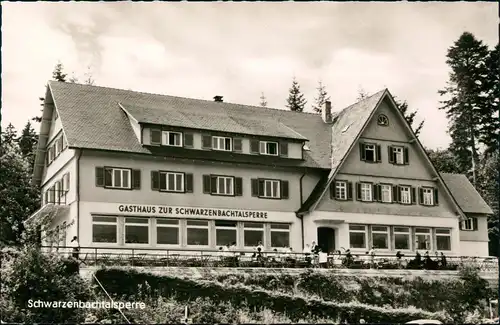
<box><xmin>186</xmin><ymin>220</ymin><xmax>209</xmax><ymax>246</ymax></box>
<box><xmin>263</xmin><ymin>180</ymin><xmax>280</xmax><ymax>198</ymax></box>
<box><xmin>62</xmin><ymin>173</ymin><xmax>70</xmax><ymax>193</ymax></box>
<box><xmin>47</xmin><ymin>146</ymin><xmax>54</xmax><ymax>164</ymax></box>
<box><xmin>160</xmin><ymin>172</ymin><xmax>184</xmax><ymax>192</ymax></box>
<box><xmin>371</xmin><ymin>226</ymin><xmax>389</xmax><ymax>249</ymax></box>
<box><xmin>349</xmin><ymin>224</ymin><xmax>367</xmax><ymax>249</ymax></box>
<box><xmin>215</xmin><ymin>176</ymin><xmax>234</xmax><ymax>196</ymax></box>
<box><xmin>360</xmin><ymin>143</ymin><xmax>381</xmax><ymax>163</ymax></box>
<box><xmin>364</xmin><ymin>144</ymin><xmax>376</xmax><ymax>162</ymax></box>
<box><xmin>212</xmin><ymin>136</ymin><xmax>232</xmax><ymax>151</ymax></box>
<box><xmin>421</xmin><ymin>188</ymin><xmax>434</xmax><ymax>206</ymax></box>
<box><xmin>377</xmin><ymin>114</ymin><xmax>389</xmax><ymax>126</ymax></box>
<box><xmin>270</xmin><ymin>224</ymin><xmax>290</xmax><ymax>248</ymax></box>
<box><xmin>259</xmin><ymin>141</ymin><xmax>278</xmax><ymax>156</ymax></box>
<box><xmin>215</xmin><ymin>220</ymin><xmax>237</xmax><ymax>247</ymax></box>
<box><xmin>358</xmin><ymin>183</ymin><xmax>373</xmax><ymax>202</ymax></box>
<box><xmin>55</xmin><ymin>139</ymin><xmax>61</xmax><ymax>157</ymax></box>
<box><xmin>335</xmin><ymin>181</ymin><xmax>347</xmax><ymax>200</ymax></box>
<box><xmin>92</xmin><ymin>216</ymin><xmax>117</xmax><ymax>243</ymax></box>
<box><xmin>389</xmin><ymin>146</ymin><xmax>408</xmax><ymax>165</ymax></box>
<box><xmin>243</xmin><ymin>222</ymin><xmax>264</xmax><ymax>247</ymax></box>
<box><xmin>156</xmin><ymin>219</ymin><xmax>179</xmax><ymax>245</ymax></box>
<box><xmin>380</xmin><ymin>184</ymin><xmax>392</xmax><ymax>203</ymax></box>
<box><xmin>163</xmin><ymin>131</ymin><xmax>182</xmax><ymax>147</ymax></box>
<box><xmin>394</xmin><ymin>227</ymin><xmax>410</xmax><ymax>250</ymax></box>
<box><xmin>460</xmin><ymin>218</ymin><xmax>477</xmax><ymax>231</ymax></box>
<box><xmin>105</xmin><ymin>168</ymin><xmax>131</xmax><ymax>189</ymax></box>
<box><xmin>435</xmin><ymin>228</ymin><xmax>451</xmax><ymax>251</ymax></box>
<box><xmin>415</xmin><ymin>227</ymin><xmax>431</xmax><ymax>251</ymax></box>
<box><xmin>125</xmin><ymin>217</ymin><xmax>149</xmax><ymax>244</ymax></box>
<box><xmin>400</xmin><ymin>186</ymin><xmax>411</xmax><ymax>204</ymax></box>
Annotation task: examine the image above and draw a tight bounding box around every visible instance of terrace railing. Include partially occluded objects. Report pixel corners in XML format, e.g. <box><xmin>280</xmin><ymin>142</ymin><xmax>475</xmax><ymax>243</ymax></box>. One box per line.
<box><xmin>36</xmin><ymin>246</ymin><xmax>499</xmax><ymax>272</ymax></box>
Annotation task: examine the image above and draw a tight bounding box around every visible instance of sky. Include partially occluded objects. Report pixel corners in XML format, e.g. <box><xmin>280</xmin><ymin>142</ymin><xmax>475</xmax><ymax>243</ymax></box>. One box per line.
<box><xmin>1</xmin><ymin>2</ymin><xmax>498</xmax><ymax>150</ymax></box>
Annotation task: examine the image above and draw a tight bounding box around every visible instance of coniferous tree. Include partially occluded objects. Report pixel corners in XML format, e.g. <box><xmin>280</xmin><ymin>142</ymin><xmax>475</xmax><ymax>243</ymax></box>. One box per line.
<box><xmin>18</xmin><ymin>121</ymin><xmax>39</xmax><ymax>174</ymax></box>
<box><xmin>33</xmin><ymin>62</ymin><xmax>69</xmax><ymax>123</ymax></box>
<box><xmin>479</xmin><ymin>44</ymin><xmax>499</xmax><ymax>155</ymax></box>
<box><xmin>426</xmin><ymin>148</ymin><xmax>462</xmax><ymax>174</ymax></box>
<box><xmin>286</xmin><ymin>77</ymin><xmax>307</xmax><ymax>112</ymax></box>
<box><xmin>311</xmin><ymin>81</ymin><xmax>330</xmax><ymax>114</ymax></box>
<box><xmin>438</xmin><ymin>32</ymin><xmax>490</xmax><ymax>186</ymax></box>
<box><xmin>394</xmin><ymin>97</ymin><xmax>425</xmax><ymax>137</ymax></box>
<box><xmin>356</xmin><ymin>86</ymin><xmax>369</xmax><ymax>101</ymax></box>
<box><xmin>2</xmin><ymin>123</ymin><xmax>18</xmax><ymax>146</ymax></box>
<box><xmin>259</xmin><ymin>92</ymin><xmax>268</xmax><ymax>107</ymax></box>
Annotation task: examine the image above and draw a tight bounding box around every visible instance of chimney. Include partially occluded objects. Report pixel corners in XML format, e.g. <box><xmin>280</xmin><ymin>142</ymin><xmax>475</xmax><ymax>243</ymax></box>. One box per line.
<box><xmin>214</xmin><ymin>95</ymin><xmax>223</xmax><ymax>102</ymax></box>
<box><xmin>322</xmin><ymin>100</ymin><xmax>332</xmax><ymax>123</ymax></box>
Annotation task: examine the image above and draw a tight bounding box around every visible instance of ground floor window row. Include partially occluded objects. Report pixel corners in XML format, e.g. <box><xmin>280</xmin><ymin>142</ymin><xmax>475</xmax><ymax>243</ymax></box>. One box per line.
<box><xmin>91</xmin><ymin>216</ymin><xmax>291</xmax><ymax>249</ymax></box>
<box><xmin>348</xmin><ymin>224</ymin><xmax>452</xmax><ymax>251</ymax></box>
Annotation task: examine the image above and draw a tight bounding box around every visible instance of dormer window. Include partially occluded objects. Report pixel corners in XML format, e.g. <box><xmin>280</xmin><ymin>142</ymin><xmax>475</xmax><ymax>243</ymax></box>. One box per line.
<box><xmin>260</xmin><ymin>141</ymin><xmax>278</xmax><ymax>156</ymax></box>
<box><xmin>163</xmin><ymin>131</ymin><xmax>182</xmax><ymax>147</ymax></box>
<box><xmin>212</xmin><ymin>136</ymin><xmax>232</xmax><ymax>151</ymax></box>
<box><xmin>377</xmin><ymin>114</ymin><xmax>389</xmax><ymax>126</ymax></box>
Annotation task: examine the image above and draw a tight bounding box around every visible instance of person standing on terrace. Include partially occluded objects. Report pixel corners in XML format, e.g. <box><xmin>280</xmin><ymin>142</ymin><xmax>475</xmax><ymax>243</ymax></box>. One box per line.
<box><xmin>70</xmin><ymin>236</ymin><xmax>79</xmax><ymax>260</ymax></box>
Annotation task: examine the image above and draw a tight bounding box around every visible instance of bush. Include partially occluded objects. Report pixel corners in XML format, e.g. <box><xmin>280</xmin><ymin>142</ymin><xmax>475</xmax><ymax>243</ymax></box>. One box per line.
<box><xmin>0</xmin><ymin>246</ymin><xmax>92</xmax><ymax>323</ymax></box>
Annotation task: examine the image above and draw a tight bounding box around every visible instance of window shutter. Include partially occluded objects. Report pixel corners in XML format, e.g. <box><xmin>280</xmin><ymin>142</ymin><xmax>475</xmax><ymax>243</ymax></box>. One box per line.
<box><xmin>356</xmin><ymin>182</ymin><xmax>362</xmax><ymax>200</ymax></box>
<box><xmin>184</xmin><ymin>133</ymin><xmax>194</xmax><ymax>148</ymax></box>
<box><xmin>151</xmin><ymin>171</ymin><xmax>160</xmax><ymax>191</ymax></box>
<box><xmin>388</xmin><ymin>146</ymin><xmax>394</xmax><ymax>164</ymax></box>
<box><xmin>210</xmin><ymin>175</ymin><xmax>218</xmax><ymax>193</ymax></box>
<box><xmin>330</xmin><ymin>183</ymin><xmax>335</xmax><ymax>199</ymax></box>
<box><xmin>150</xmin><ymin>129</ymin><xmax>162</xmax><ymax>145</ymax></box>
<box><xmin>185</xmin><ymin>173</ymin><xmax>193</xmax><ymax>193</ymax></box>
<box><xmin>65</xmin><ymin>173</ymin><xmax>70</xmax><ymax>192</ymax></box>
<box><xmin>372</xmin><ymin>184</ymin><xmax>378</xmax><ymax>201</ymax></box>
<box><xmin>251</xmin><ymin>179</ymin><xmax>259</xmax><ymax>197</ymax></box>
<box><xmin>202</xmin><ymin>135</ymin><xmax>212</xmax><ymax>149</ymax></box>
<box><xmin>281</xmin><ymin>180</ymin><xmax>289</xmax><ymax>199</ymax></box>
<box><xmin>377</xmin><ymin>184</ymin><xmax>383</xmax><ymax>201</ymax></box>
<box><xmin>419</xmin><ymin>188</ymin><xmax>424</xmax><ymax>205</ymax></box>
<box><xmin>433</xmin><ymin>188</ymin><xmax>439</xmax><ymax>205</ymax></box>
<box><xmin>45</xmin><ymin>152</ymin><xmax>49</xmax><ymax>165</ymax></box>
<box><xmin>403</xmin><ymin>147</ymin><xmax>409</xmax><ymax>165</ymax></box>
<box><xmin>459</xmin><ymin>221</ymin><xmax>463</xmax><ymax>230</ymax></box>
<box><xmin>258</xmin><ymin>179</ymin><xmax>265</xmax><ymax>197</ymax></box>
<box><xmin>233</xmin><ymin>138</ymin><xmax>243</xmax><ymax>152</ymax></box>
<box><xmin>202</xmin><ymin>175</ymin><xmax>211</xmax><ymax>193</ymax></box>
<box><xmin>359</xmin><ymin>143</ymin><xmax>366</xmax><ymax>161</ymax></box>
<box><xmin>104</xmin><ymin>168</ymin><xmax>112</xmax><ymax>187</ymax></box>
<box><xmin>472</xmin><ymin>217</ymin><xmax>478</xmax><ymax>231</ymax></box>
<box><xmin>392</xmin><ymin>185</ymin><xmax>399</xmax><ymax>203</ymax></box>
<box><xmin>44</xmin><ymin>191</ymin><xmax>49</xmax><ymax>205</ymax></box>
<box><xmin>347</xmin><ymin>182</ymin><xmax>353</xmax><ymax>200</ymax></box>
<box><xmin>235</xmin><ymin>177</ymin><xmax>243</xmax><ymax>196</ymax></box>
<box><xmin>132</xmin><ymin>169</ymin><xmax>141</xmax><ymax>189</ymax></box>
<box><xmin>279</xmin><ymin>142</ymin><xmax>288</xmax><ymax>157</ymax></box>
<box><xmin>376</xmin><ymin>145</ymin><xmax>382</xmax><ymax>163</ymax></box>
<box><xmin>250</xmin><ymin>140</ymin><xmax>259</xmax><ymax>154</ymax></box>
<box><xmin>95</xmin><ymin>167</ymin><xmax>104</xmax><ymax>187</ymax></box>
<box><xmin>411</xmin><ymin>187</ymin><xmax>416</xmax><ymax>205</ymax></box>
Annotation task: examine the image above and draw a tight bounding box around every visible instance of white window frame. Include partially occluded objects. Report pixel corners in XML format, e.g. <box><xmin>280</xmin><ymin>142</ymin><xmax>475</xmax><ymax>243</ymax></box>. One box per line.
<box><xmin>263</xmin><ymin>180</ymin><xmax>280</xmax><ymax>198</ymax></box>
<box><xmin>124</xmin><ymin>217</ymin><xmax>150</xmax><ymax>245</ymax></box>
<box><xmin>243</xmin><ymin>222</ymin><xmax>265</xmax><ymax>249</ymax></box>
<box><xmin>212</xmin><ymin>136</ymin><xmax>232</xmax><ymax>151</ymax></box>
<box><xmin>92</xmin><ymin>216</ymin><xmax>118</xmax><ymax>244</ymax></box>
<box><xmin>259</xmin><ymin>141</ymin><xmax>278</xmax><ymax>156</ymax></box>
<box><xmin>381</xmin><ymin>184</ymin><xmax>392</xmax><ymax>203</ymax></box>
<box><xmin>162</xmin><ymin>131</ymin><xmax>183</xmax><ymax>147</ymax></box>
<box><xmin>335</xmin><ymin>181</ymin><xmax>347</xmax><ymax>200</ymax></box>
<box><xmin>461</xmin><ymin>218</ymin><xmax>475</xmax><ymax>231</ymax></box>
<box><xmin>47</xmin><ymin>146</ymin><xmax>54</xmax><ymax>164</ymax></box>
<box><xmin>360</xmin><ymin>183</ymin><xmax>373</xmax><ymax>202</ymax></box>
<box><xmin>415</xmin><ymin>227</ymin><xmax>432</xmax><ymax>251</ymax></box>
<box><xmin>214</xmin><ymin>176</ymin><xmax>234</xmax><ymax>196</ymax></box>
<box><xmin>160</xmin><ymin>172</ymin><xmax>184</xmax><ymax>192</ymax></box>
<box><xmin>422</xmin><ymin>188</ymin><xmax>434</xmax><ymax>206</ymax></box>
<box><xmin>214</xmin><ymin>220</ymin><xmax>238</xmax><ymax>247</ymax></box>
<box><xmin>393</xmin><ymin>226</ymin><xmax>411</xmax><ymax>251</ymax></box>
<box><xmin>400</xmin><ymin>186</ymin><xmax>411</xmax><ymax>204</ymax></box>
<box><xmin>54</xmin><ymin>138</ymin><xmax>61</xmax><ymax>157</ymax></box>
<box><xmin>186</xmin><ymin>219</ymin><xmax>210</xmax><ymax>247</ymax></box>
<box><xmin>364</xmin><ymin>144</ymin><xmax>376</xmax><ymax>162</ymax></box>
<box><xmin>393</xmin><ymin>146</ymin><xmax>404</xmax><ymax>165</ymax></box>
<box><xmin>63</xmin><ymin>173</ymin><xmax>70</xmax><ymax>193</ymax></box>
<box><xmin>107</xmin><ymin>168</ymin><xmax>131</xmax><ymax>189</ymax></box>
<box><xmin>435</xmin><ymin>228</ymin><xmax>452</xmax><ymax>251</ymax></box>
<box><xmin>156</xmin><ymin>218</ymin><xmax>180</xmax><ymax>246</ymax></box>
<box><xmin>349</xmin><ymin>224</ymin><xmax>367</xmax><ymax>249</ymax></box>
<box><xmin>370</xmin><ymin>226</ymin><xmax>390</xmax><ymax>250</ymax></box>
<box><xmin>270</xmin><ymin>224</ymin><xmax>290</xmax><ymax>249</ymax></box>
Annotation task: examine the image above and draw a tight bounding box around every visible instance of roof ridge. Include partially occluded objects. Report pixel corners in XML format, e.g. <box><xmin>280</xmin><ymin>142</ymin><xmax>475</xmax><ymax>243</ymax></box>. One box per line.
<box><xmin>49</xmin><ymin>80</ymin><xmax>322</xmax><ymax>117</ymax></box>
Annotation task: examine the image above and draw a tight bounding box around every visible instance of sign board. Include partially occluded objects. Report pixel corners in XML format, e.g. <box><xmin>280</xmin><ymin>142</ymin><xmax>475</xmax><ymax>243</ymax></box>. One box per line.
<box><xmin>118</xmin><ymin>204</ymin><xmax>268</xmax><ymax>219</ymax></box>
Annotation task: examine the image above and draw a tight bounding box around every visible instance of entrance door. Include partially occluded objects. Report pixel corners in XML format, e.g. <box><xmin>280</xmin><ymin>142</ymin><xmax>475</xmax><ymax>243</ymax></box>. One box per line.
<box><xmin>317</xmin><ymin>227</ymin><xmax>335</xmax><ymax>253</ymax></box>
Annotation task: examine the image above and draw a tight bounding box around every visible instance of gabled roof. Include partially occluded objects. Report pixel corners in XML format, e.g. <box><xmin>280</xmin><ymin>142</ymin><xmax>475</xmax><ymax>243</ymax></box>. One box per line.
<box><xmin>47</xmin><ymin>81</ymin><xmax>332</xmax><ymax>170</ymax></box>
<box><xmin>440</xmin><ymin>173</ymin><xmax>494</xmax><ymax>215</ymax></box>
